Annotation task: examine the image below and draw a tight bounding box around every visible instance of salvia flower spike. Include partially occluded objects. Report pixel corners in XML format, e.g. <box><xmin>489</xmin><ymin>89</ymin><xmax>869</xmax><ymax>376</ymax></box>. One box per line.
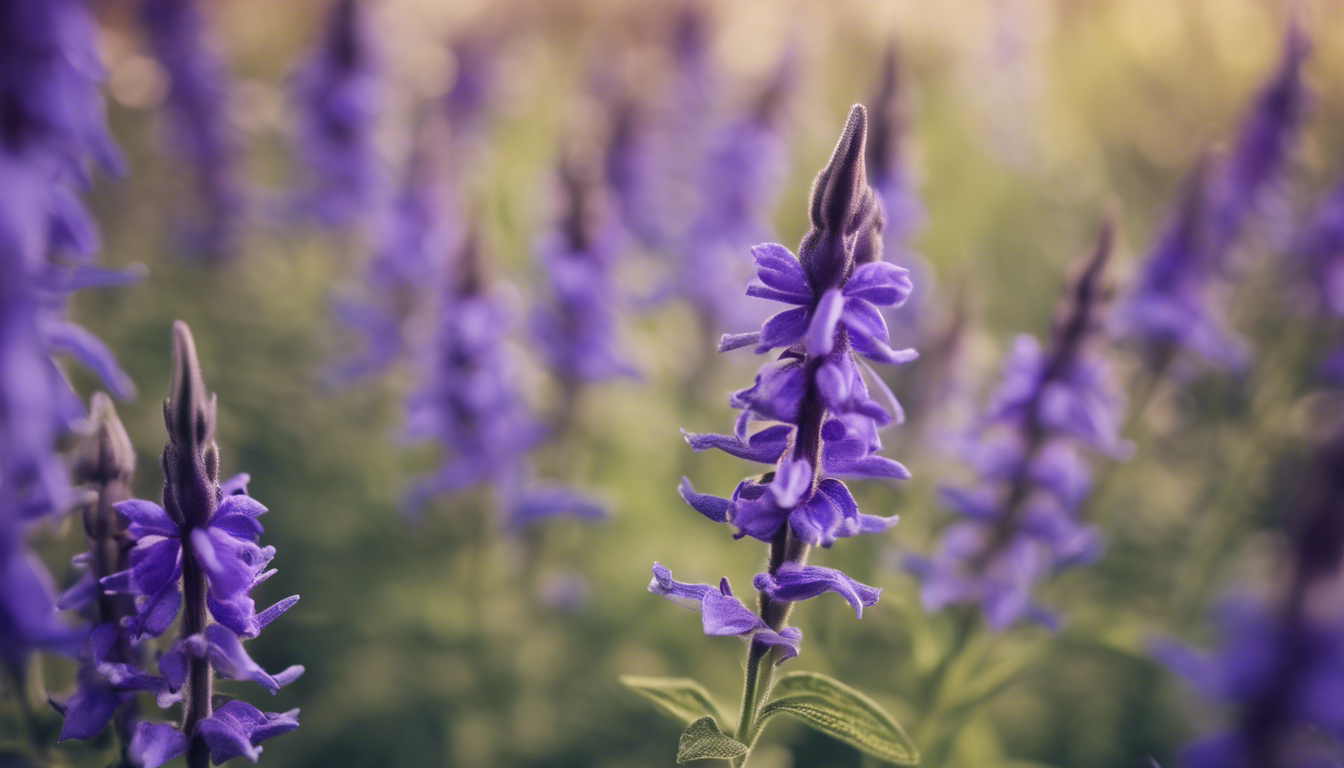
<box><xmin>906</xmin><ymin>217</ymin><xmax>1129</xmax><ymax>629</ymax></box>
<box><xmin>408</xmin><ymin>230</ymin><xmax>606</xmax><ymax>530</ymax></box>
<box><xmin>102</xmin><ymin>322</ymin><xmax>301</xmax><ymax>768</ymax></box>
<box><xmin>291</xmin><ymin>0</ymin><xmax>382</xmax><ymax>229</ymax></box>
<box><xmin>53</xmin><ymin>393</ymin><xmax>151</xmax><ymax>750</ymax></box>
<box><xmin>639</xmin><ymin>105</ymin><xmax>918</xmax><ymax>763</ymax></box>
<box><xmin>140</xmin><ymin>0</ymin><xmax>245</xmax><ymax>258</ymax></box>
<box><xmin>1156</xmin><ymin>420</ymin><xmax>1344</xmax><ymax>768</ymax></box>
<box><xmin>1119</xmin><ymin>155</ymin><xmax>1249</xmax><ymax>373</ymax></box>
<box><xmin>531</xmin><ymin>144</ymin><xmax>638</xmax><ymax>388</ymax></box>
<box><xmin>1206</xmin><ymin>20</ymin><xmax>1310</xmax><ymax>268</ymax></box>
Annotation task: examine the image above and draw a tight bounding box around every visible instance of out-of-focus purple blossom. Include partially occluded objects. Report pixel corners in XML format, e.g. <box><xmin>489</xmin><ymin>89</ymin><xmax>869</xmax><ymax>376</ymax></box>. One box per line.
<box><xmin>1119</xmin><ymin>157</ymin><xmax>1250</xmax><ymax>373</ymax></box>
<box><xmin>291</xmin><ymin>0</ymin><xmax>383</xmax><ymax>229</ymax></box>
<box><xmin>1206</xmin><ymin>22</ymin><xmax>1311</xmax><ymax>267</ymax></box>
<box><xmin>1157</xmin><ymin>422</ymin><xmax>1344</xmax><ymax>768</ymax></box>
<box><xmin>1293</xmin><ymin>180</ymin><xmax>1344</xmax><ymax>319</ymax></box>
<box><xmin>656</xmin><ymin>106</ymin><xmax>915</xmax><ymax>660</ymax></box>
<box><xmin>407</xmin><ymin>231</ymin><xmax>607</xmax><ymax>529</ymax></box>
<box><xmin>530</xmin><ymin>148</ymin><xmax>638</xmax><ymax>385</ymax></box>
<box><xmin>867</xmin><ymin>42</ymin><xmax>928</xmax><ymax>341</ymax></box>
<box><xmin>907</xmin><ymin>220</ymin><xmax>1128</xmax><ymax>629</ymax></box>
<box><xmin>0</xmin><ymin>0</ymin><xmax>123</xmax><ymax>180</ymax></box>
<box><xmin>101</xmin><ymin>323</ymin><xmax>300</xmax><ymax>768</ymax></box>
<box><xmin>334</xmin><ymin>152</ymin><xmax>453</xmax><ymax>379</ymax></box>
<box><xmin>442</xmin><ymin>34</ymin><xmax>496</xmax><ymax>154</ymax></box>
<box><xmin>140</xmin><ymin>0</ymin><xmax>245</xmax><ymax>258</ymax></box>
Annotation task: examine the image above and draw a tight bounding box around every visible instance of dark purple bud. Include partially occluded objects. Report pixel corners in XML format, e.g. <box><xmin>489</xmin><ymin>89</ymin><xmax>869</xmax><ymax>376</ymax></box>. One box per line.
<box><xmin>799</xmin><ymin>105</ymin><xmax>881</xmax><ymax>291</ymax></box>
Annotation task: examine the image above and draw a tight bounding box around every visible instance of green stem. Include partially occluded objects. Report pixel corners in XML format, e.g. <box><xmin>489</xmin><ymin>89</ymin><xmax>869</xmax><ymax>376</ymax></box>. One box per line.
<box><xmin>731</xmin><ymin>640</ymin><xmax>776</xmax><ymax>766</ymax></box>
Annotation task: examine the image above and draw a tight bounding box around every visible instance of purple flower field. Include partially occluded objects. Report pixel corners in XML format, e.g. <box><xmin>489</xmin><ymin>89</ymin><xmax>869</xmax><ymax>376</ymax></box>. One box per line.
<box><xmin>3</xmin><ymin>2</ymin><xmax>1344</xmax><ymax>767</ymax></box>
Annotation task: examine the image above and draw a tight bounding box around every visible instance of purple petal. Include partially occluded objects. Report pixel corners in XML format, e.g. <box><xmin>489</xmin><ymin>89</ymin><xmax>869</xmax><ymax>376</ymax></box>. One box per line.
<box><xmin>701</xmin><ymin>588</ymin><xmax>765</xmax><ymax>636</ymax></box>
<box><xmin>769</xmin><ymin>458</ymin><xmax>811</xmax><ymax>508</ymax></box>
<box><xmin>804</xmin><ymin>288</ymin><xmax>845</xmax><ymax>356</ymax></box>
<box><xmin>130</xmin><ymin>722</ymin><xmax>189</xmax><ymax>768</ymax></box>
<box><xmin>755</xmin><ymin>307</ymin><xmax>810</xmax><ymax>353</ymax></box>
<box><xmin>191</xmin><ymin>527</ymin><xmax>274</xmax><ymax>601</ymax></box>
<box><xmin>843</xmin><ymin>261</ymin><xmax>913</xmax><ymax>306</ymax></box>
<box><xmin>57</xmin><ymin>681</ymin><xmax>120</xmax><ymax>741</ymax></box>
<box><xmin>116</xmin><ymin>499</ymin><xmax>178</xmax><ymax>538</ymax></box>
<box><xmin>647</xmin><ymin>563</ymin><xmax>716</xmax><ymax>609</ymax></box>
<box><xmin>128</xmin><ymin>537</ymin><xmax>183</xmax><ymax>596</ymax></box>
<box><xmin>751</xmin><ymin>243</ymin><xmax>811</xmax><ymax>296</ymax></box>
<box><xmin>754</xmin><ymin>564</ymin><xmax>881</xmax><ymax>617</ymax></box>
<box><xmin>677</xmin><ymin>478</ymin><xmax>731</xmax><ymax>523</ymax></box>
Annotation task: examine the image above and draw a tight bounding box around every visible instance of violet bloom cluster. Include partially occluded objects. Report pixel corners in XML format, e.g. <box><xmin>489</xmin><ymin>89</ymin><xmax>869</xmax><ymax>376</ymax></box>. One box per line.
<box><xmin>1156</xmin><ymin>424</ymin><xmax>1344</xmax><ymax>768</ymax></box>
<box><xmin>1291</xmin><ymin>180</ymin><xmax>1344</xmax><ymax>381</ymax></box>
<box><xmin>52</xmin><ymin>394</ymin><xmax>145</xmax><ymax>750</ymax></box>
<box><xmin>334</xmin><ymin>156</ymin><xmax>452</xmax><ymax>379</ymax></box>
<box><xmin>291</xmin><ymin>0</ymin><xmax>382</xmax><ymax>229</ymax></box>
<box><xmin>0</xmin><ymin>0</ymin><xmax>137</xmax><ymax>676</ymax></box>
<box><xmin>140</xmin><ymin>0</ymin><xmax>244</xmax><ymax>257</ymax></box>
<box><xmin>673</xmin><ymin>51</ymin><xmax>795</xmax><ymax>334</ymax></box>
<box><xmin>1118</xmin><ymin>159</ymin><xmax>1250</xmax><ymax>373</ymax></box>
<box><xmin>530</xmin><ymin>151</ymin><xmax>638</xmax><ymax>386</ymax></box>
<box><xmin>867</xmin><ymin>43</ymin><xmax>928</xmax><ymax>340</ymax></box>
<box><xmin>653</xmin><ymin>105</ymin><xmax>915</xmax><ymax>657</ymax></box>
<box><xmin>101</xmin><ymin>323</ymin><xmax>301</xmax><ymax>768</ymax></box>
<box><xmin>906</xmin><ymin>223</ymin><xmax>1129</xmax><ymax>629</ymax></box>
<box><xmin>1206</xmin><ymin>22</ymin><xmax>1310</xmax><ymax>266</ymax></box>
<box><xmin>407</xmin><ymin>234</ymin><xmax>605</xmax><ymax>530</ymax></box>
<box><xmin>1120</xmin><ymin>24</ymin><xmax>1309</xmax><ymax>375</ymax></box>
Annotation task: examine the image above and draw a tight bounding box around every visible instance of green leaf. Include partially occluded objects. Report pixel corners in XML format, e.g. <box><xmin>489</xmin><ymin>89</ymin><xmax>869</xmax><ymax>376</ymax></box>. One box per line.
<box><xmin>676</xmin><ymin>717</ymin><xmax>749</xmax><ymax>763</ymax></box>
<box><xmin>618</xmin><ymin>675</ymin><xmax>731</xmax><ymax>726</ymax></box>
<box><xmin>757</xmin><ymin>671</ymin><xmax>919</xmax><ymax>765</ymax></box>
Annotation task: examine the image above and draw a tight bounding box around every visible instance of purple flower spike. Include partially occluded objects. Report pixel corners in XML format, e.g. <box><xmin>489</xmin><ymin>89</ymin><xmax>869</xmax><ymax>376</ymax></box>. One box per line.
<box><xmin>1119</xmin><ymin>157</ymin><xmax>1249</xmax><ymax>372</ymax></box>
<box><xmin>1158</xmin><ymin>423</ymin><xmax>1344</xmax><ymax>768</ymax></box>
<box><xmin>291</xmin><ymin>0</ymin><xmax>383</xmax><ymax>229</ymax></box>
<box><xmin>531</xmin><ymin>146</ymin><xmax>638</xmax><ymax>385</ymax></box>
<box><xmin>408</xmin><ymin>228</ymin><xmax>609</xmax><ymax>530</ymax></box>
<box><xmin>655</xmin><ymin>105</ymin><xmax>912</xmax><ymax>665</ymax></box>
<box><xmin>909</xmin><ymin>217</ymin><xmax>1127</xmax><ymax>629</ymax></box>
<box><xmin>1207</xmin><ymin>21</ymin><xmax>1311</xmax><ymax>267</ymax></box>
<box><xmin>140</xmin><ymin>0</ymin><xmax>245</xmax><ymax>258</ymax></box>
<box><xmin>103</xmin><ymin>323</ymin><xmax>300</xmax><ymax>766</ymax></box>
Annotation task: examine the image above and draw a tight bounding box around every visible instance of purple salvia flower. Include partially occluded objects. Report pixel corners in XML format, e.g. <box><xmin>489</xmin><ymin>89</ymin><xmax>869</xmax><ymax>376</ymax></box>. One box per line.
<box><xmin>907</xmin><ymin>219</ymin><xmax>1129</xmax><ymax>629</ymax></box>
<box><xmin>291</xmin><ymin>0</ymin><xmax>383</xmax><ymax>229</ymax></box>
<box><xmin>1206</xmin><ymin>21</ymin><xmax>1310</xmax><ymax>268</ymax></box>
<box><xmin>334</xmin><ymin>150</ymin><xmax>453</xmax><ymax>379</ymax></box>
<box><xmin>102</xmin><ymin>322</ymin><xmax>301</xmax><ymax>768</ymax></box>
<box><xmin>140</xmin><ymin>0</ymin><xmax>245</xmax><ymax>258</ymax></box>
<box><xmin>672</xmin><ymin>49</ymin><xmax>796</xmax><ymax>334</ymax></box>
<box><xmin>1293</xmin><ymin>179</ymin><xmax>1344</xmax><ymax>319</ymax></box>
<box><xmin>649</xmin><ymin>563</ymin><xmax>802</xmax><ymax>661</ymax></box>
<box><xmin>407</xmin><ymin>231</ymin><xmax>606</xmax><ymax>529</ymax></box>
<box><xmin>531</xmin><ymin>146</ymin><xmax>638</xmax><ymax>387</ymax></box>
<box><xmin>1118</xmin><ymin>157</ymin><xmax>1250</xmax><ymax>373</ymax></box>
<box><xmin>52</xmin><ymin>393</ymin><xmax>158</xmax><ymax>750</ymax></box>
<box><xmin>0</xmin><ymin>0</ymin><xmax>123</xmax><ymax>181</ymax></box>
<box><xmin>657</xmin><ymin>105</ymin><xmax>913</xmax><ymax>664</ymax></box>
<box><xmin>1155</xmin><ymin>421</ymin><xmax>1344</xmax><ymax>768</ymax></box>
<box><xmin>866</xmin><ymin>42</ymin><xmax>929</xmax><ymax>343</ymax></box>
<box><xmin>599</xmin><ymin>90</ymin><xmax>660</xmax><ymax>251</ymax></box>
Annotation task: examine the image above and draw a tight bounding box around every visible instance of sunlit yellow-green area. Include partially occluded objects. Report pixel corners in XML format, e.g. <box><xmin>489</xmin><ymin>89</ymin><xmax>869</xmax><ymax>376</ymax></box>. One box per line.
<box><xmin>15</xmin><ymin>0</ymin><xmax>1344</xmax><ymax>766</ymax></box>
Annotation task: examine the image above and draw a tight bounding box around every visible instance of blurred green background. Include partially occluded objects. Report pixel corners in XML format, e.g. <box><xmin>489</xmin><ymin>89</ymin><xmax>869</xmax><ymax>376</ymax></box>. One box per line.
<box><xmin>18</xmin><ymin>0</ymin><xmax>1344</xmax><ymax>766</ymax></box>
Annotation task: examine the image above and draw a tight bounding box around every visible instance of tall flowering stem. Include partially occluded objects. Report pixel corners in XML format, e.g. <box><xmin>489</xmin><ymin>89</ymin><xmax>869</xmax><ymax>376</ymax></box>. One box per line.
<box><xmin>103</xmin><ymin>323</ymin><xmax>301</xmax><ymax>768</ymax></box>
<box><xmin>531</xmin><ymin>146</ymin><xmax>637</xmax><ymax>408</ymax></box>
<box><xmin>1157</xmin><ymin>420</ymin><xmax>1344</xmax><ymax>768</ymax></box>
<box><xmin>907</xmin><ymin>219</ymin><xmax>1128</xmax><ymax>630</ymax></box>
<box><xmin>0</xmin><ymin>0</ymin><xmax>138</xmax><ymax>698</ymax></box>
<box><xmin>52</xmin><ymin>394</ymin><xmax>144</xmax><ymax>755</ymax></box>
<box><xmin>140</xmin><ymin>0</ymin><xmax>243</xmax><ymax>258</ymax></box>
<box><xmin>291</xmin><ymin>0</ymin><xmax>382</xmax><ymax>229</ymax></box>
<box><xmin>408</xmin><ymin>231</ymin><xmax>604</xmax><ymax>530</ymax></box>
<box><xmin>631</xmin><ymin>106</ymin><xmax>920</xmax><ymax>765</ymax></box>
